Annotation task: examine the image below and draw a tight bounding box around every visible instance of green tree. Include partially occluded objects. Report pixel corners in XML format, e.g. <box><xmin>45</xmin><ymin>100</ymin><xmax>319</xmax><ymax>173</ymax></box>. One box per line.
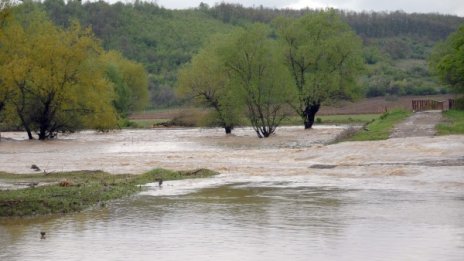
<box><xmin>222</xmin><ymin>24</ymin><xmax>294</xmax><ymax>138</ymax></box>
<box><xmin>0</xmin><ymin>10</ymin><xmax>117</xmax><ymax>140</ymax></box>
<box><xmin>177</xmin><ymin>38</ymin><xmax>240</xmax><ymax>134</ymax></box>
<box><xmin>101</xmin><ymin>51</ymin><xmax>149</xmax><ymax>117</ymax></box>
<box><xmin>276</xmin><ymin>11</ymin><xmax>364</xmax><ymax>129</ymax></box>
<box><xmin>430</xmin><ymin>25</ymin><xmax>464</xmax><ymax>95</ymax></box>
<box><xmin>0</xmin><ymin>0</ymin><xmax>12</xmax><ymax>112</ymax></box>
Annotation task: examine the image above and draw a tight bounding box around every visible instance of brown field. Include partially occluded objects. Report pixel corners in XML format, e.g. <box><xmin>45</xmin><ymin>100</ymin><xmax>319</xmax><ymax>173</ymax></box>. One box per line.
<box><xmin>318</xmin><ymin>94</ymin><xmax>454</xmax><ymax>115</ymax></box>
<box><xmin>130</xmin><ymin>95</ymin><xmax>455</xmax><ymax>122</ymax></box>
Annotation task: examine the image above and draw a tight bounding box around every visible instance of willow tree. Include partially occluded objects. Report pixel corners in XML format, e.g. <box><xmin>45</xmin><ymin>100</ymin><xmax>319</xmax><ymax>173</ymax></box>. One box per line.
<box><xmin>276</xmin><ymin>11</ymin><xmax>364</xmax><ymax>129</ymax></box>
<box><xmin>177</xmin><ymin>38</ymin><xmax>241</xmax><ymax>134</ymax></box>
<box><xmin>100</xmin><ymin>51</ymin><xmax>149</xmax><ymax>117</ymax></box>
<box><xmin>0</xmin><ymin>0</ymin><xmax>12</xmax><ymax>114</ymax></box>
<box><xmin>0</xmin><ymin>10</ymin><xmax>117</xmax><ymax>140</ymax></box>
<box><xmin>222</xmin><ymin>24</ymin><xmax>294</xmax><ymax>138</ymax></box>
<box><xmin>430</xmin><ymin>25</ymin><xmax>464</xmax><ymax>95</ymax></box>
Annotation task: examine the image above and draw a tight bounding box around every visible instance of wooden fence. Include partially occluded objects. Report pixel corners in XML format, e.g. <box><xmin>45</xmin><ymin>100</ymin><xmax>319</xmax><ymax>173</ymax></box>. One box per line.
<box><xmin>449</xmin><ymin>99</ymin><xmax>456</xmax><ymax>110</ymax></box>
<box><xmin>412</xmin><ymin>100</ymin><xmax>445</xmax><ymax>111</ymax></box>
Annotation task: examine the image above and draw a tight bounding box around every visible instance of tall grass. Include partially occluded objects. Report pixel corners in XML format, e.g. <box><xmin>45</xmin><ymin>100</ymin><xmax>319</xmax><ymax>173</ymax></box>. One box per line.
<box><xmin>437</xmin><ymin>110</ymin><xmax>464</xmax><ymax>135</ymax></box>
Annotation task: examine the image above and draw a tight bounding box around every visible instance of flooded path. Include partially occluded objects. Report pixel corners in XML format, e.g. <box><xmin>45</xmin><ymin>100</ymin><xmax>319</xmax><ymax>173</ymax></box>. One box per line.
<box><xmin>1</xmin><ymin>126</ymin><xmax>464</xmax><ymax>260</ymax></box>
<box><xmin>390</xmin><ymin>110</ymin><xmax>444</xmax><ymax>138</ymax></box>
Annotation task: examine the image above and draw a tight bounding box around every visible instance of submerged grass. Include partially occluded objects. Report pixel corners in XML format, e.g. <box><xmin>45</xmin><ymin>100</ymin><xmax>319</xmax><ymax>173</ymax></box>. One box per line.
<box><xmin>281</xmin><ymin>114</ymin><xmax>379</xmax><ymax>126</ymax></box>
<box><xmin>0</xmin><ymin>169</ymin><xmax>217</xmax><ymax>217</ymax></box>
<box><xmin>437</xmin><ymin>110</ymin><xmax>464</xmax><ymax>135</ymax></box>
<box><xmin>347</xmin><ymin>109</ymin><xmax>411</xmax><ymax>141</ymax></box>
<box><xmin>129</xmin><ymin>114</ymin><xmax>380</xmax><ymax>129</ymax></box>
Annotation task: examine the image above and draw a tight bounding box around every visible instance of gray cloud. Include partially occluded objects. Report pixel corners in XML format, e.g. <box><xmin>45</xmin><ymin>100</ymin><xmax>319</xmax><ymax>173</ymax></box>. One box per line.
<box><xmin>154</xmin><ymin>0</ymin><xmax>464</xmax><ymax>16</ymax></box>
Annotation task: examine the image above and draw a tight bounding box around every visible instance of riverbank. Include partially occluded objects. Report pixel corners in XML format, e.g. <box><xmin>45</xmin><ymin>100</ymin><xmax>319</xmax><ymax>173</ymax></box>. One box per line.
<box><xmin>0</xmin><ymin>169</ymin><xmax>217</xmax><ymax>217</ymax></box>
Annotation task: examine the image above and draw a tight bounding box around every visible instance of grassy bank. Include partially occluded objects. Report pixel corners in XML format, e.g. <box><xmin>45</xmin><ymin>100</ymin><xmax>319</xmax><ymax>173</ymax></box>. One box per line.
<box><xmin>0</xmin><ymin>169</ymin><xmax>217</xmax><ymax>217</ymax></box>
<box><xmin>346</xmin><ymin>110</ymin><xmax>411</xmax><ymax>141</ymax></box>
<box><xmin>437</xmin><ymin>110</ymin><xmax>464</xmax><ymax>135</ymax></box>
<box><xmin>280</xmin><ymin>114</ymin><xmax>380</xmax><ymax>126</ymax></box>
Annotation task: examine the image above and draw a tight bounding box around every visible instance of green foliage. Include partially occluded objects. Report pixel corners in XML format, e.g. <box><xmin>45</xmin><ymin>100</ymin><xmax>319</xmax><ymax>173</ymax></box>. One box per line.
<box><xmin>207</xmin><ymin>4</ymin><xmax>463</xmax><ymax>41</ymax></box>
<box><xmin>362</xmin><ymin>58</ymin><xmax>442</xmax><ymax>98</ymax></box>
<box><xmin>221</xmin><ymin>24</ymin><xmax>294</xmax><ymax>138</ymax></box>
<box><xmin>0</xmin><ymin>168</ymin><xmax>218</xmax><ymax>217</ymax></box>
<box><xmin>276</xmin><ymin>11</ymin><xmax>364</xmax><ymax>128</ymax></box>
<box><xmin>348</xmin><ymin>109</ymin><xmax>411</xmax><ymax>141</ymax></box>
<box><xmin>0</xmin><ymin>7</ymin><xmax>118</xmax><ymax>139</ymax></box>
<box><xmin>0</xmin><ymin>0</ymin><xmax>12</xmax><ymax>26</ymax></box>
<box><xmin>430</xmin><ymin>25</ymin><xmax>464</xmax><ymax>94</ymax></box>
<box><xmin>10</xmin><ymin>1</ymin><xmax>462</xmax><ymax>110</ymax></box>
<box><xmin>101</xmin><ymin>51</ymin><xmax>149</xmax><ymax>117</ymax></box>
<box><xmin>35</xmin><ymin>0</ymin><xmax>234</xmax><ymax>108</ymax></box>
<box><xmin>178</xmin><ymin>24</ymin><xmax>293</xmax><ymax>137</ymax></box>
<box><xmin>0</xmin><ymin>0</ymin><xmax>14</xmax><ymax>127</ymax></box>
<box><xmin>176</xmin><ymin>36</ymin><xmax>241</xmax><ymax>133</ymax></box>
<box><xmin>437</xmin><ymin>109</ymin><xmax>464</xmax><ymax>135</ymax></box>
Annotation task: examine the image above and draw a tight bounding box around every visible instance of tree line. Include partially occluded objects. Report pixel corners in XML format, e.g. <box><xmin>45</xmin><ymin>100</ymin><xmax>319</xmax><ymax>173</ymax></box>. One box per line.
<box><xmin>0</xmin><ymin>1</ymin><xmax>148</xmax><ymax>140</ymax></box>
<box><xmin>27</xmin><ymin>0</ymin><xmax>464</xmax><ymax>108</ymax></box>
<box><xmin>205</xmin><ymin>3</ymin><xmax>463</xmax><ymax>41</ymax></box>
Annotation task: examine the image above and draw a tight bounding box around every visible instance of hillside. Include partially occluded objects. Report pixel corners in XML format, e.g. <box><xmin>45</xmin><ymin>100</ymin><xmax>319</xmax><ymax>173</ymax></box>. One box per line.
<box><xmin>25</xmin><ymin>1</ymin><xmax>464</xmax><ymax>109</ymax></box>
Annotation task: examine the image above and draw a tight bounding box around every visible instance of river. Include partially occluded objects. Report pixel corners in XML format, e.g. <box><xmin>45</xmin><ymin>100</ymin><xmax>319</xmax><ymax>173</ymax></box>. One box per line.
<box><xmin>1</xmin><ymin>127</ymin><xmax>463</xmax><ymax>260</ymax></box>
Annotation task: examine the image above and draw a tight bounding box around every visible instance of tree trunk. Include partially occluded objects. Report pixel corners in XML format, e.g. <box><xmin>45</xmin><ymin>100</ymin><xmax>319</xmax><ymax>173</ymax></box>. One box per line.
<box><xmin>26</xmin><ymin>128</ymin><xmax>33</xmax><ymax>140</ymax></box>
<box><xmin>225</xmin><ymin>126</ymin><xmax>233</xmax><ymax>134</ymax></box>
<box><xmin>303</xmin><ymin>103</ymin><xmax>320</xmax><ymax>129</ymax></box>
<box><xmin>38</xmin><ymin>128</ymin><xmax>47</xmax><ymax>140</ymax></box>
<box><xmin>18</xmin><ymin>114</ymin><xmax>33</xmax><ymax>139</ymax></box>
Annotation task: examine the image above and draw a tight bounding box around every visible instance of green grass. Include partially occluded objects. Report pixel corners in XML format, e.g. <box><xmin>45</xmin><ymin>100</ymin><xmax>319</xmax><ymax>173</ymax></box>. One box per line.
<box><xmin>316</xmin><ymin>114</ymin><xmax>381</xmax><ymax>124</ymax></box>
<box><xmin>347</xmin><ymin>109</ymin><xmax>411</xmax><ymax>141</ymax></box>
<box><xmin>0</xmin><ymin>168</ymin><xmax>217</xmax><ymax>217</ymax></box>
<box><xmin>128</xmin><ymin>119</ymin><xmax>170</xmax><ymax>128</ymax></box>
<box><xmin>276</xmin><ymin>114</ymin><xmax>381</xmax><ymax>126</ymax></box>
<box><xmin>437</xmin><ymin>110</ymin><xmax>464</xmax><ymax>135</ymax></box>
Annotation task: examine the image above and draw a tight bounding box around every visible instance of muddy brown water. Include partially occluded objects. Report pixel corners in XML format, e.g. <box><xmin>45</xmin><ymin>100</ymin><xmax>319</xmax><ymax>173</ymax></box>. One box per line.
<box><xmin>1</xmin><ymin>126</ymin><xmax>464</xmax><ymax>260</ymax></box>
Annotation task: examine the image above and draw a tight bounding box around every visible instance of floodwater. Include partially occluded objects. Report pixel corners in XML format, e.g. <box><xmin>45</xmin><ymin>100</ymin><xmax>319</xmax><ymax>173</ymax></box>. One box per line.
<box><xmin>1</xmin><ymin>127</ymin><xmax>464</xmax><ymax>260</ymax></box>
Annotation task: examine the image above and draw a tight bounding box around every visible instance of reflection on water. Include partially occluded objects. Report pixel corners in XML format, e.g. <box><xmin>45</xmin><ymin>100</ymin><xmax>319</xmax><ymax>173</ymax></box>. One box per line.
<box><xmin>1</xmin><ymin>179</ymin><xmax>464</xmax><ymax>261</ymax></box>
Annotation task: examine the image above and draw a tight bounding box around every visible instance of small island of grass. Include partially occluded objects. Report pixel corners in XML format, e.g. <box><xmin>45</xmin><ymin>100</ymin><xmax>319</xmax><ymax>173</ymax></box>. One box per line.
<box><xmin>0</xmin><ymin>168</ymin><xmax>218</xmax><ymax>217</ymax></box>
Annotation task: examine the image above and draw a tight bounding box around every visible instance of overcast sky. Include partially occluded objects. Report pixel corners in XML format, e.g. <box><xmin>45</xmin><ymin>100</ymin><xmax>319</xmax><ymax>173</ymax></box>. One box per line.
<box><xmin>151</xmin><ymin>0</ymin><xmax>464</xmax><ymax>17</ymax></box>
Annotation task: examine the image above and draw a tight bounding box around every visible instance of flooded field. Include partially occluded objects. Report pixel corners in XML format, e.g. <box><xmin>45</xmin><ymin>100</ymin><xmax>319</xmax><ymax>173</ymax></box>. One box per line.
<box><xmin>1</xmin><ymin>127</ymin><xmax>464</xmax><ymax>260</ymax></box>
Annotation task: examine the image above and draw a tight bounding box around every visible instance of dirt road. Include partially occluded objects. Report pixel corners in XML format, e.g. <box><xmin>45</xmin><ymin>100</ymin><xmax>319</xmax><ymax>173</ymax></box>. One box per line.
<box><xmin>389</xmin><ymin>111</ymin><xmax>444</xmax><ymax>138</ymax></box>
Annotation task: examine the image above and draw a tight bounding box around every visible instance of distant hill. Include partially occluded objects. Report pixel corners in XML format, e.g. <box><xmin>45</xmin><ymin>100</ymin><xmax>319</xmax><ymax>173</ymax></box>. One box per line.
<box><xmin>27</xmin><ymin>1</ymin><xmax>464</xmax><ymax>108</ymax></box>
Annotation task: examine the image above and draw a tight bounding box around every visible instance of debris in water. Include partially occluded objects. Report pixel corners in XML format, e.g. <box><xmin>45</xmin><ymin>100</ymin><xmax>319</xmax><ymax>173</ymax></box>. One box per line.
<box><xmin>309</xmin><ymin>164</ymin><xmax>337</xmax><ymax>169</ymax></box>
<box><xmin>155</xmin><ymin>178</ymin><xmax>163</xmax><ymax>187</ymax></box>
<box><xmin>31</xmin><ymin>164</ymin><xmax>41</xmax><ymax>171</ymax></box>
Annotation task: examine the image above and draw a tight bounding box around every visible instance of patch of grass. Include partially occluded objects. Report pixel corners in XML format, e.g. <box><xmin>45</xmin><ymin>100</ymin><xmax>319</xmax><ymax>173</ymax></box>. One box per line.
<box><xmin>0</xmin><ymin>169</ymin><xmax>218</xmax><ymax>217</ymax></box>
<box><xmin>437</xmin><ymin>110</ymin><xmax>464</xmax><ymax>135</ymax></box>
<box><xmin>281</xmin><ymin>114</ymin><xmax>380</xmax><ymax>126</ymax></box>
<box><xmin>129</xmin><ymin>119</ymin><xmax>170</xmax><ymax>128</ymax></box>
<box><xmin>317</xmin><ymin>114</ymin><xmax>380</xmax><ymax>124</ymax></box>
<box><xmin>347</xmin><ymin>109</ymin><xmax>411</xmax><ymax>141</ymax></box>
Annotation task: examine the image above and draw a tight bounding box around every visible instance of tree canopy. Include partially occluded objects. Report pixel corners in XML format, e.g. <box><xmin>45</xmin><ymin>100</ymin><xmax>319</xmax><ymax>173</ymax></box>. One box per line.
<box><xmin>430</xmin><ymin>25</ymin><xmax>464</xmax><ymax>95</ymax></box>
<box><xmin>177</xmin><ymin>24</ymin><xmax>293</xmax><ymax>138</ymax></box>
<box><xmin>101</xmin><ymin>51</ymin><xmax>149</xmax><ymax>117</ymax></box>
<box><xmin>221</xmin><ymin>24</ymin><xmax>293</xmax><ymax>137</ymax></box>
<box><xmin>276</xmin><ymin>11</ymin><xmax>364</xmax><ymax>128</ymax></box>
<box><xmin>177</xmin><ymin>37</ymin><xmax>240</xmax><ymax>134</ymax></box>
<box><xmin>28</xmin><ymin>1</ymin><xmax>463</xmax><ymax>109</ymax></box>
<box><xmin>0</xmin><ymin>7</ymin><xmax>118</xmax><ymax>139</ymax></box>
